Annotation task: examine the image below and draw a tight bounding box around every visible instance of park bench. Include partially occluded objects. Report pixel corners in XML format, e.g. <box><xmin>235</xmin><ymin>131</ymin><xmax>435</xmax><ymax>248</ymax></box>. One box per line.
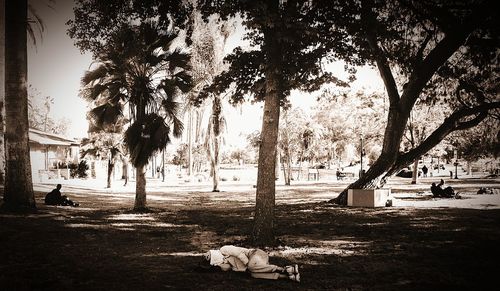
<box><xmin>336</xmin><ymin>172</ymin><xmax>346</xmax><ymax>180</ymax></box>
<box><xmin>307</xmin><ymin>168</ymin><xmax>319</xmax><ymax>181</ymax></box>
<box><xmin>337</xmin><ymin>172</ymin><xmax>355</xmax><ymax>180</ymax></box>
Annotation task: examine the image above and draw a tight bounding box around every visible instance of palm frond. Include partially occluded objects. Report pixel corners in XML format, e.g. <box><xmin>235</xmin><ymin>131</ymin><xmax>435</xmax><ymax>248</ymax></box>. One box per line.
<box><xmin>124</xmin><ymin>114</ymin><xmax>174</xmax><ymax>167</ymax></box>
<box><xmin>160</xmin><ymin>32</ymin><xmax>181</xmax><ymax>52</ymax></box>
<box><xmin>88</xmin><ymin>103</ymin><xmax>123</xmax><ymax>129</ymax></box>
<box><xmin>173</xmin><ymin>71</ymin><xmax>194</xmax><ymax>93</ymax></box>
<box><xmin>161</xmin><ymin>95</ymin><xmax>181</xmax><ymax>117</ymax></box>
<box><xmin>82</xmin><ymin>65</ymin><xmax>109</xmax><ymax>85</ymax></box>
<box><xmin>171</xmin><ymin>114</ymin><xmax>184</xmax><ymax>138</ymax></box>
<box><xmin>85</xmin><ymin>84</ymin><xmax>108</xmax><ymax>101</ymax></box>
<box><xmin>167</xmin><ymin>49</ymin><xmax>191</xmax><ymax>71</ymax></box>
<box><xmin>27</xmin><ymin>4</ymin><xmax>45</xmax><ymax>48</ymax></box>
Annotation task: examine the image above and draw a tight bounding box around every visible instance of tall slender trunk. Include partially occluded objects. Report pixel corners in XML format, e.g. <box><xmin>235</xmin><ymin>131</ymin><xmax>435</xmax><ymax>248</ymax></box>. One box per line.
<box><xmin>0</xmin><ymin>0</ymin><xmax>5</xmax><ymax>184</ymax></box>
<box><xmin>122</xmin><ymin>157</ymin><xmax>128</xmax><ymax>186</ymax></box>
<box><xmin>211</xmin><ymin>136</ymin><xmax>220</xmax><ymax>191</ymax></box>
<box><xmin>282</xmin><ymin>153</ymin><xmax>291</xmax><ymax>186</ymax></box>
<box><xmin>187</xmin><ymin>109</ymin><xmax>193</xmax><ymax>177</ymax></box>
<box><xmin>411</xmin><ymin>159</ymin><xmax>418</xmax><ymax>184</ymax></box>
<box><xmin>107</xmin><ymin>158</ymin><xmax>114</xmax><ymax>188</ymax></box>
<box><xmin>3</xmin><ymin>0</ymin><xmax>35</xmax><ymax>210</ymax></box>
<box><xmin>134</xmin><ymin>165</ymin><xmax>147</xmax><ymax>210</ymax></box>
<box><xmin>275</xmin><ymin>147</ymin><xmax>280</xmax><ymax>180</ymax></box>
<box><xmin>207</xmin><ymin>97</ymin><xmax>222</xmax><ymax>192</ymax></box>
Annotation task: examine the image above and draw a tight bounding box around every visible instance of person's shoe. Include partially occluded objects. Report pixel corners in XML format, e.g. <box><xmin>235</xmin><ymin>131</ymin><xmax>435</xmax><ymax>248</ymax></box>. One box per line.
<box><xmin>285</xmin><ymin>264</ymin><xmax>299</xmax><ymax>275</ymax></box>
<box><xmin>289</xmin><ymin>273</ymin><xmax>300</xmax><ymax>282</ymax></box>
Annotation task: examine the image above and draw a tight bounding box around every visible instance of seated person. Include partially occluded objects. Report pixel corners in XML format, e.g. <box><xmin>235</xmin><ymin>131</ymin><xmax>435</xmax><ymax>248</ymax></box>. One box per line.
<box><xmin>430</xmin><ymin>179</ymin><xmax>457</xmax><ymax>198</ymax></box>
<box><xmin>336</xmin><ymin>169</ymin><xmax>345</xmax><ymax>180</ymax></box>
<box><xmin>200</xmin><ymin>245</ymin><xmax>300</xmax><ymax>282</ymax></box>
<box><xmin>45</xmin><ymin>184</ymin><xmax>79</xmax><ymax>207</ymax></box>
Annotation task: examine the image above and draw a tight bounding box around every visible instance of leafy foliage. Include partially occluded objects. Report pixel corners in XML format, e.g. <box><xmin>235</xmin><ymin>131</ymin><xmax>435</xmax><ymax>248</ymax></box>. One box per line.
<box><xmin>27</xmin><ymin>86</ymin><xmax>69</xmax><ymax>135</ymax></box>
<box><xmin>448</xmin><ymin>117</ymin><xmax>500</xmax><ymax>161</ymax></box>
<box><xmin>196</xmin><ymin>0</ymin><xmax>353</xmax><ymax>106</ymax></box>
<box><xmin>68</xmin><ymin>0</ymin><xmax>193</xmax><ymax>56</ymax></box>
<box><xmin>69</xmin><ymin>160</ymin><xmax>89</xmax><ymax>179</ymax></box>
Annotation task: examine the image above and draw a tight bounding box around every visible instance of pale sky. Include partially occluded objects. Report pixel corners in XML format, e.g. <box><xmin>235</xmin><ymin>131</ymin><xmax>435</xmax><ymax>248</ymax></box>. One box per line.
<box><xmin>28</xmin><ymin>1</ymin><xmax>92</xmax><ymax>139</ymax></box>
<box><xmin>28</xmin><ymin>1</ymin><xmax>383</xmax><ymax>143</ymax></box>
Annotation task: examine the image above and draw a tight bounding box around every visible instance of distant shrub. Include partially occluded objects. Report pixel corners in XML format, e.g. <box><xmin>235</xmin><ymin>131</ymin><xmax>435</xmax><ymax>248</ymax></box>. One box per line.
<box><xmin>232</xmin><ymin>175</ymin><xmax>240</xmax><ymax>181</ymax></box>
<box><xmin>69</xmin><ymin>160</ymin><xmax>89</xmax><ymax>178</ymax></box>
<box><xmin>220</xmin><ymin>177</ymin><xmax>227</xmax><ymax>181</ymax></box>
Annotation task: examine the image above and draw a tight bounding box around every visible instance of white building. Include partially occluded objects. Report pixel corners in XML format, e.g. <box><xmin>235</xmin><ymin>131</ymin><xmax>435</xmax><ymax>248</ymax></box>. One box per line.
<box><xmin>29</xmin><ymin>128</ymin><xmax>80</xmax><ymax>182</ymax></box>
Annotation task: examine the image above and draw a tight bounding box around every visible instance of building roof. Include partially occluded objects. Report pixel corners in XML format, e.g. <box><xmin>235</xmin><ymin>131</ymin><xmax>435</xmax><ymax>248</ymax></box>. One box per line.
<box><xmin>29</xmin><ymin>128</ymin><xmax>79</xmax><ymax>146</ymax></box>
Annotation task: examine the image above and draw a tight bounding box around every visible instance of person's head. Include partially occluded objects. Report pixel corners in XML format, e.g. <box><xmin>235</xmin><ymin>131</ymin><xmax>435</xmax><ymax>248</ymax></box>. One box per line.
<box><xmin>197</xmin><ymin>251</ymin><xmax>219</xmax><ymax>272</ymax></box>
<box><xmin>203</xmin><ymin>251</ymin><xmax>211</xmax><ymax>262</ymax></box>
<box><xmin>56</xmin><ymin>184</ymin><xmax>62</xmax><ymax>190</ymax></box>
<box><xmin>205</xmin><ymin>249</ymin><xmax>224</xmax><ymax>266</ymax></box>
<box><xmin>431</xmin><ymin>182</ymin><xmax>436</xmax><ymax>187</ymax></box>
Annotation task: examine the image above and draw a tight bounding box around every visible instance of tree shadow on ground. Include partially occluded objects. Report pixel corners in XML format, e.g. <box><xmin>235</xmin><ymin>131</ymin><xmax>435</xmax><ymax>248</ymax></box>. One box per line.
<box><xmin>0</xmin><ymin>189</ymin><xmax>499</xmax><ymax>290</ymax></box>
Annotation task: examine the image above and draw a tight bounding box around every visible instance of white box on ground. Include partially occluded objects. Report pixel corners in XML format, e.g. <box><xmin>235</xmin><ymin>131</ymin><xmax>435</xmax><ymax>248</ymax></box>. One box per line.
<box><xmin>347</xmin><ymin>189</ymin><xmax>391</xmax><ymax>207</ymax></box>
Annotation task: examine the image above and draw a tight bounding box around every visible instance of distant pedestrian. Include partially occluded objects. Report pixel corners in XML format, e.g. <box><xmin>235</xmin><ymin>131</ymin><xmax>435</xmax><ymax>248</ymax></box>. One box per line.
<box><xmin>422</xmin><ymin>165</ymin><xmax>428</xmax><ymax>177</ymax></box>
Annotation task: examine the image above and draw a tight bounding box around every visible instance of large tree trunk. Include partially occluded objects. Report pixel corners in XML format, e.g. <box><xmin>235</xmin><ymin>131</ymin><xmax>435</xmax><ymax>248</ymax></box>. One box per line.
<box><xmin>253</xmin><ymin>90</ymin><xmax>280</xmax><ymax>246</ymax></box>
<box><xmin>2</xmin><ymin>0</ymin><xmax>36</xmax><ymax>210</ymax></box>
<box><xmin>253</xmin><ymin>11</ymin><xmax>283</xmax><ymax>245</ymax></box>
<box><xmin>334</xmin><ymin>106</ymin><xmax>498</xmax><ymax>206</ymax></box>
<box><xmin>134</xmin><ymin>165</ymin><xmax>147</xmax><ymax>211</ymax></box>
<box><xmin>0</xmin><ymin>0</ymin><xmax>5</xmax><ymax>185</ymax></box>
<box><xmin>332</xmin><ymin>0</ymin><xmax>489</xmax><ymax>205</ymax></box>
<box><xmin>333</xmin><ymin>104</ymin><xmax>408</xmax><ymax>205</ymax></box>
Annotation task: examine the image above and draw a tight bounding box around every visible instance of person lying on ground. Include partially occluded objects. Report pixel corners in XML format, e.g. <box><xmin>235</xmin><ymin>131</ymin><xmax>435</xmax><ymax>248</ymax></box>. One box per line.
<box><xmin>430</xmin><ymin>179</ymin><xmax>460</xmax><ymax>198</ymax></box>
<box><xmin>199</xmin><ymin>245</ymin><xmax>300</xmax><ymax>282</ymax></box>
<box><xmin>45</xmin><ymin>184</ymin><xmax>79</xmax><ymax>207</ymax></box>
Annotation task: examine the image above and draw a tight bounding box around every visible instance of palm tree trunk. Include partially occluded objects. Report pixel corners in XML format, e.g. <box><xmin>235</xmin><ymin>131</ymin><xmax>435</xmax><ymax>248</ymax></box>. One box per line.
<box><xmin>211</xmin><ymin>136</ymin><xmax>220</xmax><ymax>192</ymax></box>
<box><xmin>3</xmin><ymin>0</ymin><xmax>36</xmax><ymax>210</ymax></box>
<box><xmin>107</xmin><ymin>158</ymin><xmax>114</xmax><ymax>188</ymax></box>
<box><xmin>411</xmin><ymin>159</ymin><xmax>418</xmax><ymax>184</ymax></box>
<box><xmin>134</xmin><ymin>165</ymin><xmax>147</xmax><ymax>211</ymax></box>
<box><xmin>121</xmin><ymin>156</ymin><xmax>128</xmax><ymax>186</ymax></box>
<box><xmin>187</xmin><ymin>109</ymin><xmax>193</xmax><ymax>177</ymax></box>
<box><xmin>0</xmin><ymin>0</ymin><xmax>5</xmax><ymax>184</ymax></box>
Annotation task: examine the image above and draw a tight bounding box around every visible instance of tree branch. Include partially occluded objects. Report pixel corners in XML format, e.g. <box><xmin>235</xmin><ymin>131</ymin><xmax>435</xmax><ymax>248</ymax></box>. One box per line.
<box><xmin>391</xmin><ymin>101</ymin><xmax>500</xmax><ymax>170</ymax></box>
<box><xmin>360</xmin><ymin>0</ymin><xmax>400</xmax><ymax>106</ymax></box>
<box><xmin>414</xmin><ymin>33</ymin><xmax>432</xmax><ymax>67</ymax></box>
<box><xmin>400</xmin><ymin>2</ymin><xmax>490</xmax><ymax>112</ymax></box>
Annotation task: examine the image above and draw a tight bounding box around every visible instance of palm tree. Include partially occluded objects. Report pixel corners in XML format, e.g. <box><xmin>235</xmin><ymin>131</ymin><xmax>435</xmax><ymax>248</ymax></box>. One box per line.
<box><xmin>81</xmin><ymin>21</ymin><xmax>192</xmax><ymax>211</ymax></box>
<box><xmin>204</xmin><ymin>95</ymin><xmax>226</xmax><ymax>191</ymax></box>
<box><xmin>80</xmin><ymin>132</ymin><xmax>124</xmax><ymax>189</ymax></box>
<box><xmin>189</xmin><ymin>12</ymin><xmax>233</xmax><ymax>191</ymax></box>
<box><xmin>2</xmin><ymin>0</ymin><xmax>36</xmax><ymax>210</ymax></box>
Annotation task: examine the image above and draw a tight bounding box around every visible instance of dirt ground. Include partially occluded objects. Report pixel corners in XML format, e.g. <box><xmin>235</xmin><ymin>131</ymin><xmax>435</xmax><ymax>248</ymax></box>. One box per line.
<box><xmin>1</xmin><ymin>177</ymin><xmax>500</xmax><ymax>290</ymax></box>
